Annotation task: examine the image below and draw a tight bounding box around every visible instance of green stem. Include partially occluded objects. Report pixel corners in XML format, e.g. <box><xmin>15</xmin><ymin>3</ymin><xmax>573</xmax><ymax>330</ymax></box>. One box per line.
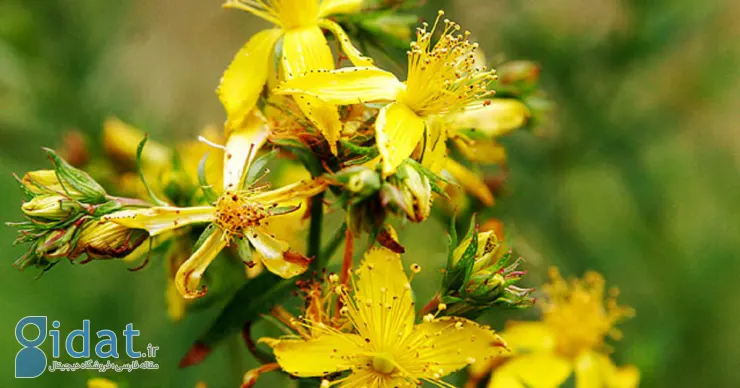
<box><xmin>307</xmin><ymin>191</ymin><xmax>325</xmax><ymax>270</ymax></box>
<box><xmin>318</xmin><ymin>221</ymin><xmax>347</xmax><ymax>269</ymax></box>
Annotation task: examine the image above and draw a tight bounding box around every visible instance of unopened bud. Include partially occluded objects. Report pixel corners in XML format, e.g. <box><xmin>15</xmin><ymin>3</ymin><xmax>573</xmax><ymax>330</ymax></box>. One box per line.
<box><xmin>22</xmin><ymin>195</ymin><xmax>81</xmax><ymax>219</ymax></box>
<box><xmin>75</xmin><ymin>220</ymin><xmax>148</xmax><ymax>259</ymax></box>
<box><xmin>397</xmin><ymin>163</ymin><xmax>431</xmax><ymax>222</ymax></box>
<box><xmin>451</xmin><ymin>230</ymin><xmax>499</xmax><ymax>272</ymax></box>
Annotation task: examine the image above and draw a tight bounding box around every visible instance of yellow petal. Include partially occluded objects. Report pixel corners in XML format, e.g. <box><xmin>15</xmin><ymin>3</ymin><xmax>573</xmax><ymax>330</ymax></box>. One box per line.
<box><xmin>318</xmin><ymin>19</ymin><xmax>374</xmax><ymax>67</ymax></box>
<box><xmin>419</xmin><ymin>118</ymin><xmax>448</xmax><ymax>174</ymax></box>
<box><xmin>87</xmin><ymin>377</ymin><xmax>118</xmax><ymax>388</ymax></box>
<box><xmin>445</xmin><ymin>159</ymin><xmax>494</xmax><ymax>206</ymax></box>
<box><xmin>223</xmin><ymin>111</ymin><xmax>270</xmax><ymax>190</ymax></box>
<box><xmin>502</xmin><ymin>353</ymin><xmax>573</xmax><ymax>388</ymax></box>
<box><xmin>353</xmin><ymin>245</ymin><xmax>415</xmax><ymax>347</ymax></box>
<box><xmin>275</xmin><ymin>67</ymin><xmax>404</xmax><ymax>105</ymax></box>
<box><xmin>175</xmin><ymin>229</ymin><xmax>227</xmax><ymax>299</ymax></box>
<box><xmin>406</xmin><ymin>317</ymin><xmax>507</xmax><ymax>380</ymax></box>
<box><xmin>218</xmin><ymin>28</ymin><xmax>282</xmax><ymax>130</ymax></box>
<box><xmin>282</xmin><ymin>26</ymin><xmax>343</xmax><ymax>154</ymax></box>
<box><xmin>103</xmin><ymin>206</ymin><xmax>215</xmax><ymax>236</ymax></box>
<box><xmin>318</xmin><ymin>0</ymin><xmax>363</xmax><ymax>17</ymax></box>
<box><xmin>260</xmin><ymin>334</ymin><xmax>364</xmax><ymax>377</ymax></box>
<box><xmin>250</xmin><ymin>178</ymin><xmax>328</xmax><ymax>204</ymax></box>
<box><xmin>375</xmin><ymin>103</ymin><xmax>426</xmax><ymax>177</ymax></box>
<box><xmin>487</xmin><ymin>365</ymin><xmax>527</xmax><ymax>388</ymax></box>
<box><xmin>500</xmin><ymin>322</ymin><xmax>558</xmax><ymax>354</ymax></box>
<box><xmin>454</xmin><ymin>137</ymin><xmax>507</xmax><ymax>165</ymax></box>
<box><xmin>246</xmin><ymin>228</ymin><xmax>309</xmax><ymax>278</ymax></box>
<box><xmin>103</xmin><ymin>117</ymin><xmax>172</xmax><ymax>168</ymax></box>
<box><xmin>574</xmin><ymin>351</ymin><xmax>640</xmax><ymax>388</ymax></box>
<box><xmin>450</xmin><ymin>99</ymin><xmax>530</xmax><ymax>137</ymax></box>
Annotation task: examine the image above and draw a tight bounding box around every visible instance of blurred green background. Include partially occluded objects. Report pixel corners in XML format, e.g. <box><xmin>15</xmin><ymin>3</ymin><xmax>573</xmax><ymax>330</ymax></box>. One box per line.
<box><xmin>1</xmin><ymin>0</ymin><xmax>739</xmax><ymax>387</ymax></box>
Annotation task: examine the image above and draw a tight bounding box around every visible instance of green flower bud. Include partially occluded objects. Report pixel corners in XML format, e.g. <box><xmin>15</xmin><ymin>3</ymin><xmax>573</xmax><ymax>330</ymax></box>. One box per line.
<box><xmin>334</xmin><ymin>166</ymin><xmax>381</xmax><ymax>199</ymax></box>
<box><xmin>451</xmin><ymin>230</ymin><xmax>499</xmax><ymax>272</ymax></box>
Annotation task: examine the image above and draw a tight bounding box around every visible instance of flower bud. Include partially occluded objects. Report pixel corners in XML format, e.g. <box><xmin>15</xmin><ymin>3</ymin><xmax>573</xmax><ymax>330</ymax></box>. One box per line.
<box><xmin>396</xmin><ymin>163</ymin><xmax>431</xmax><ymax>222</ymax></box>
<box><xmin>21</xmin><ymin>195</ymin><xmax>81</xmax><ymax>219</ymax></box>
<box><xmin>496</xmin><ymin>61</ymin><xmax>541</xmax><ymax>88</ymax></box>
<box><xmin>334</xmin><ymin>166</ymin><xmax>381</xmax><ymax>199</ymax></box>
<box><xmin>451</xmin><ymin>230</ymin><xmax>499</xmax><ymax>272</ymax></box>
<box><xmin>75</xmin><ymin>220</ymin><xmax>148</xmax><ymax>259</ymax></box>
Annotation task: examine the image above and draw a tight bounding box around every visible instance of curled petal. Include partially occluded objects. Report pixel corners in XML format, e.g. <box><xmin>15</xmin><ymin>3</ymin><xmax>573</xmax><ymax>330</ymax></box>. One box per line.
<box><xmin>103</xmin><ymin>207</ymin><xmax>215</xmax><ymax>236</ymax></box>
<box><xmin>275</xmin><ymin>67</ymin><xmax>404</xmax><ymax>105</ymax></box>
<box><xmin>450</xmin><ymin>99</ymin><xmax>530</xmax><ymax>137</ymax></box>
<box><xmin>218</xmin><ymin>28</ymin><xmax>282</xmax><ymax>130</ymax></box>
<box><xmin>260</xmin><ymin>334</ymin><xmax>364</xmax><ymax>377</ymax></box>
<box><xmin>223</xmin><ymin>111</ymin><xmax>270</xmax><ymax>190</ymax></box>
<box><xmin>445</xmin><ymin>159</ymin><xmax>494</xmax><ymax>206</ymax></box>
<box><xmin>375</xmin><ymin>103</ymin><xmax>426</xmax><ymax>177</ymax></box>
<box><xmin>247</xmin><ymin>228</ymin><xmax>309</xmax><ymax>278</ymax></box>
<box><xmin>175</xmin><ymin>230</ymin><xmax>227</xmax><ymax>299</ymax></box>
<box><xmin>318</xmin><ymin>19</ymin><xmax>373</xmax><ymax>67</ymax></box>
<box><xmin>250</xmin><ymin>178</ymin><xmax>328</xmax><ymax>205</ymax></box>
<box><xmin>318</xmin><ymin>0</ymin><xmax>363</xmax><ymax>17</ymax></box>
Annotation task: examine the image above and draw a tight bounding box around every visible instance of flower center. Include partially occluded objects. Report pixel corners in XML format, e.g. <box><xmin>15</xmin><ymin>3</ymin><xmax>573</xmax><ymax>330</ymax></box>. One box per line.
<box><xmin>399</xmin><ymin>11</ymin><xmax>495</xmax><ymax>117</ymax></box>
<box><xmin>214</xmin><ymin>191</ymin><xmax>269</xmax><ymax>238</ymax></box>
<box><xmin>371</xmin><ymin>354</ymin><xmax>396</xmax><ymax>375</ymax></box>
<box><xmin>542</xmin><ymin>269</ymin><xmax>634</xmax><ymax>358</ymax></box>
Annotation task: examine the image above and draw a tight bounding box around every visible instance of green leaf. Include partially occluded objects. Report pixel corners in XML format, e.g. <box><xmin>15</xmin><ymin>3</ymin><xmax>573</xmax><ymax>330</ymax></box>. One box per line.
<box><xmin>43</xmin><ymin>148</ymin><xmax>107</xmax><ymax>204</ymax></box>
<box><xmin>197</xmin><ymin>152</ymin><xmax>219</xmax><ymax>203</ymax></box>
<box><xmin>135</xmin><ymin>136</ymin><xmax>169</xmax><ymax>207</ymax></box>
<box><xmin>180</xmin><ymin>274</ymin><xmax>295</xmax><ymax>368</ymax></box>
<box><xmin>246</xmin><ymin>148</ymin><xmax>278</xmax><ymax>187</ymax></box>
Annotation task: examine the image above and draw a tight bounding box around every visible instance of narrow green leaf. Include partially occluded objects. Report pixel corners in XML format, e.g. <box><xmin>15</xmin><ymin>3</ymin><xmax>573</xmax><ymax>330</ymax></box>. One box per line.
<box><xmin>246</xmin><ymin>148</ymin><xmax>278</xmax><ymax>187</ymax></box>
<box><xmin>135</xmin><ymin>136</ymin><xmax>169</xmax><ymax>206</ymax></box>
<box><xmin>197</xmin><ymin>152</ymin><xmax>219</xmax><ymax>203</ymax></box>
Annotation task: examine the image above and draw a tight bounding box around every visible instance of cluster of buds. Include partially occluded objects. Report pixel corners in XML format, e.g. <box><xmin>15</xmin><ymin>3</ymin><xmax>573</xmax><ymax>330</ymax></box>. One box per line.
<box><xmin>331</xmin><ymin>160</ymin><xmax>440</xmax><ymax>234</ymax></box>
<box><xmin>9</xmin><ymin>149</ymin><xmax>151</xmax><ymax>271</ymax></box>
<box><xmin>438</xmin><ymin>219</ymin><xmax>534</xmax><ymax>318</ymax></box>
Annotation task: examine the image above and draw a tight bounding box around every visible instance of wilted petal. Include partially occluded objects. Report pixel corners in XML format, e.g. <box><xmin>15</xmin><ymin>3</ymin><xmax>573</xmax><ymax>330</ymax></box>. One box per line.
<box><xmin>218</xmin><ymin>28</ymin><xmax>282</xmax><ymax>130</ymax></box>
<box><xmin>175</xmin><ymin>230</ymin><xmax>227</xmax><ymax>299</ymax></box>
<box><xmin>318</xmin><ymin>19</ymin><xmax>374</xmax><ymax>67</ymax></box>
<box><xmin>444</xmin><ymin>159</ymin><xmax>494</xmax><ymax>206</ymax></box>
<box><xmin>103</xmin><ymin>206</ymin><xmax>215</xmax><ymax>236</ymax></box>
<box><xmin>275</xmin><ymin>67</ymin><xmax>404</xmax><ymax>105</ymax></box>
<box><xmin>246</xmin><ymin>228</ymin><xmax>309</xmax><ymax>278</ymax></box>
<box><xmin>223</xmin><ymin>111</ymin><xmax>270</xmax><ymax>190</ymax></box>
<box><xmin>375</xmin><ymin>103</ymin><xmax>426</xmax><ymax>176</ymax></box>
<box><xmin>260</xmin><ymin>334</ymin><xmax>364</xmax><ymax>377</ymax></box>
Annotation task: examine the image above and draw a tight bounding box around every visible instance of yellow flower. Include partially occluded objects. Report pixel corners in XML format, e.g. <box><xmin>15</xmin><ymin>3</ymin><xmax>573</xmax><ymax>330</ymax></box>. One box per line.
<box><xmin>261</xmin><ymin>245</ymin><xmax>506</xmax><ymax>387</ymax></box>
<box><xmin>104</xmin><ymin>112</ymin><xmax>328</xmax><ymax>298</ymax></box>
<box><xmin>485</xmin><ymin>268</ymin><xmax>638</xmax><ymax>388</ymax></box>
<box><xmin>87</xmin><ymin>377</ymin><xmax>118</xmax><ymax>388</ymax></box>
<box><xmin>219</xmin><ymin>0</ymin><xmax>373</xmax><ymax>154</ymax></box>
<box><xmin>275</xmin><ymin>10</ymin><xmax>496</xmax><ymax>176</ymax></box>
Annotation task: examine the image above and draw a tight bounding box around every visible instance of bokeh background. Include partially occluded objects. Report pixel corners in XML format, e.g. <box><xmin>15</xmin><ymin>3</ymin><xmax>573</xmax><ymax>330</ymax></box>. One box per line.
<box><xmin>1</xmin><ymin>0</ymin><xmax>739</xmax><ymax>387</ymax></box>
